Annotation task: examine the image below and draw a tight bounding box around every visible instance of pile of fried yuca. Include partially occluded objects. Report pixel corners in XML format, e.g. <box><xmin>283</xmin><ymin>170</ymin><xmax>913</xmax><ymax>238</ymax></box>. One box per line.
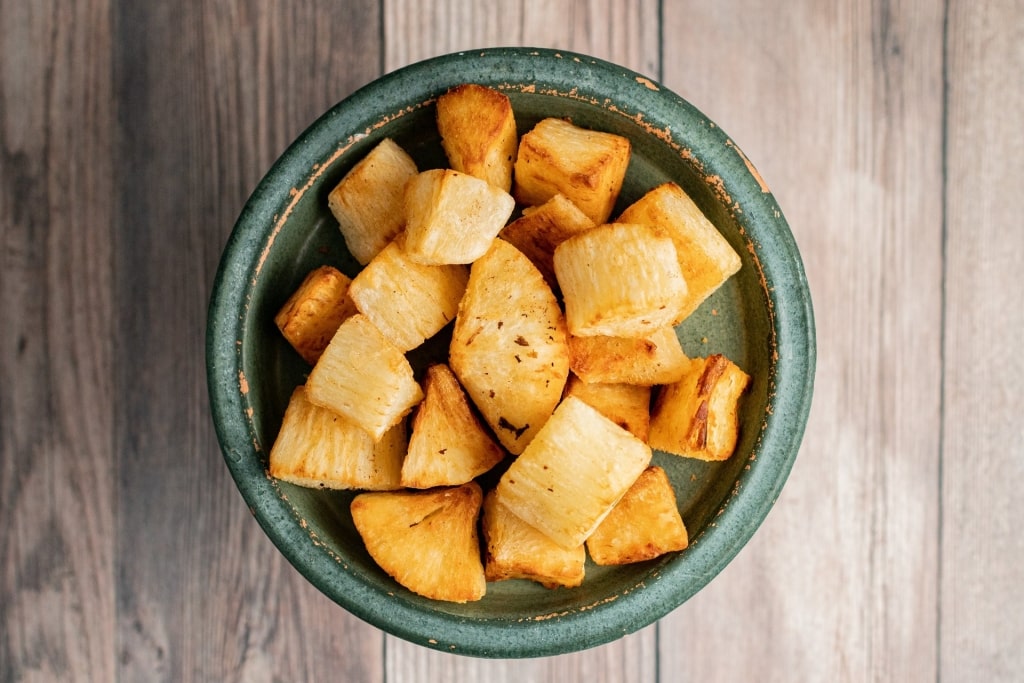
<box><xmin>268</xmin><ymin>84</ymin><xmax>751</xmax><ymax>603</ymax></box>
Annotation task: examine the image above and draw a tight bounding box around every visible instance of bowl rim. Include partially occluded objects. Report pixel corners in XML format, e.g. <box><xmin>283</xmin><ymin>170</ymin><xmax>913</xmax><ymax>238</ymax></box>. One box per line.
<box><xmin>207</xmin><ymin>46</ymin><xmax>816</xmax><ymax>658</ymax></box>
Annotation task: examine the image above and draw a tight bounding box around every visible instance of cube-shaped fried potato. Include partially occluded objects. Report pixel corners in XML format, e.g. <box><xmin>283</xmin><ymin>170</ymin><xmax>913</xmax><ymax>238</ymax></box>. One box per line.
<box><xmin>351</xmin><ymin>482</ymin><xmax>486</xmax><ymax>603</ymax></box>
<box><xmin>562</xmin><ymin>374</ymin><xmax>651</xmax><ymax>441</ymax></box>
<box><xmin>499</xmin><ymin>193</ymin><xmax>595</xmax><ymax>289</ymax></box>
<box><xmin>482</xmin><ymin>489</ymin><xmax>585</xmax><ymax>589</ymax></box>
<box><xmin>495</xmin><ymin>396</ymin><xmax>652</xmax><ymax>549</ymax></box>
<box><xmin>274</xmin><ymin>265</ymin><xmax>358</xmax><ymax>365</ymax></box>
<box><xmin>269</xmin><ymin>386</ymin><xmax>405</xmax><ymax>490</ymax></box>
<box><xmin>586</xmin><ymin>466</ymin><xmax>688</xmax><ymax>565</ymax></box>
<box><xmin>403</xmin><ymin>168</ymin><xmax>516</xmax><ymax>265</ymax></box>
<box><xmin>568</xmin><ymin>326</ymin><xmax>689</xmax><ymax>386</ymax></box>
<box><xmin>648</xmin><ymin>354</ymin><xmax>751</xmax><ymax>461</ymax></box>
<box><xmin>306</xmin><ymin>314</ymin><xmax>423</xmax><ymax>441</ymax></box>
<box><xmin>328</xmin><ymin>138</ymin><xmax>418</xmax><ymax>265</ymax></box>
<box><xmin>513</xmin><ymin>117</ymin><xmax>631</xmax><ymax>224</ymax></box>
<box><xmin>450</xmin><ymin>239</ymin><xmax>570</xmax><ymax>454</ymax></box>
<box><xmin>618</xmin><ymin>182</ymin><xmax>742</xmax><ymax>321</ymax></box>
<box><xmin>554</xmin><ymin>223</ymin><xmax>689</xmax><ymax>337</ymax></box>
<box><xmin>402</xmin><ymin>364</ymin><xmax>505</xmax><ymax>489</ymax></box>
<box><xmin>348</xmin><ymin>237</ymin><xmax>469</xmax><ymax>352</ymax></box>
<box><xmin>437</xmin><ymin>83</ymin><xmax>518</xmax><ymax>192</ymax></box>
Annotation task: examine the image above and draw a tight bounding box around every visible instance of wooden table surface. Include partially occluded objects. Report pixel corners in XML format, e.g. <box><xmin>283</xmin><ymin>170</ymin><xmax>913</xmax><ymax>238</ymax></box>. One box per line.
<box><xmin>2</xmin><ymin>1</ymin><xmax>1022</xmax><ymax>681</ymax></box>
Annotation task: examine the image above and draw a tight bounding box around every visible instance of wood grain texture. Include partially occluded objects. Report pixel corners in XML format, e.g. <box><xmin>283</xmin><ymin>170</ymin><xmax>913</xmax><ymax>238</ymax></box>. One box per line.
<box><xmin>660</xmin><ymin>1</ymin><xmax>945</xmax><ymax>681</ymax></box>
<box><xmin>941</xmin><ymin>0</ymin><xmax>1024</xmax><ymax>680</ymax></box>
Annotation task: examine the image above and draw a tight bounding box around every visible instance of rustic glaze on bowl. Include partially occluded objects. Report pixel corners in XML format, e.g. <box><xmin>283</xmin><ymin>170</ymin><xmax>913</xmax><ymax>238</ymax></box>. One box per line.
<box><xmin>206</xmin><ymin>48</ymin><xmax>815</xmax><ymax>658</ymax></box>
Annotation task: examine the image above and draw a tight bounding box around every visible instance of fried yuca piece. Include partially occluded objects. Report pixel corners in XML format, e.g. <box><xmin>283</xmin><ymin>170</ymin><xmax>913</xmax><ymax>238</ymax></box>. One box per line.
<box><xmin>586</xmin><ymin>466</ymin><xmax>689</xmax><ymax>565</ymax></box>
<box><xmin>403</xmin><ymin>168</ymin><xmax>516</xmax><ymax>265</ymax></box>
<box><xmin>482</xmin><ymin>489</ymin><xmax>585</xmax><ymax>589</ymax></box>
<box><xmin>554</xmin><ymin>223</ymin><xmax>689</xmax><ymax>338</ymax></box>
<box><xmin>328</xmin><ymin>138</ymin><xmax>418</xmax><ymax>265</ymax></box>
<box><xmin>495</xmin><ymin>397</ymin><xmax>652</xmax><ymax>549</ymax></box>
<box><xmin>562</xmin><ymin>374</ymin><xmax>651</xmax><ymax>441</ymax></box>
<box><xmin>568</xmin><ymin>325</ymin><xmax>689</xmax><ymax>386</ymax></box>
<box><xmin>436</xmin><ymin>83</ymin><xmax>518</xmax><ymax>192</ymax></box>
<box><xmin>401</xmin><ymin>364</ymin><xmax>505</xmax><ymax>489</ymax></box>
<box><xmin>351</xmin><ymin>482</ymin><xmax>486</xmax><ymax>603</ymax></box>
<box><xmin>274</xmin><ymin>265</ymin><xmax>358</xmax><ymax>365</ymax></box>
<box><xmin>348</xmin><ymin>237</ymin><xmax>469</xmax><ymax>352</ymax></box>
<box><xmin>648</xmin><ymin>354</ymin><xmax>751</xmax><ymax>461</ymax></box>
<box><xmin>306</xmin><ymin>314</ymin><xmax>423</xmax><ymax>441</ymax></box>
<box><xmin>618</xmin><ymin>182</ymin><xmax>742</xmax><ymax>321</ymax></box>
<box><xmin>513</xmin><ymin>118</ymin><xmax>631</xmax><ymax>225</ymax></box>
<box><xmin>269</xmin><ymin>386</ymin><xmax>405</xmax><ymax>490</ymax></box>
<box><xmin>499</xmin><ymin>193</ymin><xmax>596</xmax><ymax>290</ymax></box>
<box><xmin>449</xmin><ymin>239</ymin><xmax>569</xmax><ymax>454</ymax></box>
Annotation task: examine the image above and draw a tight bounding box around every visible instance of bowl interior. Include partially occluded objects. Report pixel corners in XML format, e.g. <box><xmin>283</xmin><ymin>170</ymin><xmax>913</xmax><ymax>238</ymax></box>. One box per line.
<box><xmin>208</xmin><ymin>48</ymin><xmax>814</xmax><ymax>657</ymax></box>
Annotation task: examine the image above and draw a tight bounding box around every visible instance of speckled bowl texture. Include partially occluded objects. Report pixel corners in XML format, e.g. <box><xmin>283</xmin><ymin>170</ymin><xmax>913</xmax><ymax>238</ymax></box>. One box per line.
<box><xmin>206</xmin><ymin>48</ymin><xmax>815</xmax><ymax>658</ymax></box>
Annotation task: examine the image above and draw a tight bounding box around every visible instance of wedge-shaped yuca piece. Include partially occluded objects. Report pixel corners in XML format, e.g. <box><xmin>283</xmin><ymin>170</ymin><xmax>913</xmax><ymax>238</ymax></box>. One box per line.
<box><xmin>586</xmin><ymin>466</ymin><xmax>689</xmax><ymax>565</ymax></box>
<box><xmin>328</xmin><ymin>138</ymin><xmax>418</xmax><ymax>265</ymax></box>
<box><xmin>648</xmin><ymin>354</ymin><xmax>751</xmax><ymax>461</ymax></box>
<box><xmin>450</xmin><ymin>239</ymin><xmax>570</xmax><ymax>454</ymax></box>
<box><xmin>402</xmin><ymin>364</ymin><xmax>505</xmax><ymax>488</ymax></box>
<box><xmin>513</xmin><ymin>117</ymin><xmax>631</xmax><ymax>224</ymax></box>
<box><xmin>269</xmin><ymin>386</ymin><xmax>405</xmax><ymax>490</ymax></box>
<box><xmin>618</xmin><ymin>182</ymin><xmax>742</xmax><ymax>321</ymax></box>
<box><xmin>274</xmin><ymin>265</ymin><xmax>358</xmax><ymax>365</ymax></box>
<box><xmin>306</xmin><ymin>314</ymin><xmax>423</xmax><ymax>441</ymax></box>
<box><xmin>351</xmin><ymin>482</ymin><xmax>486</xmax><ymax>603</ymax></box>
<box><xmin>499</xmin><ymin>193</ymin><xmax>596</xmax><ymax>290</ymax></box>
<box><xmin>495</xmin><ymin>397</ymin><xmax>652</xmax><ymax>549</ymax></box>
<box><xmin>482</xmin><ymin>489</ymin><xmax>585</xmax><ymax>589</ymax></box>
<box><xmin>554</xmin><ymin>223</ymin><xmax>689</xmax><ymax>337</ymax></box>
<box><xmin>436</xmin><ymin>83</ymin><xmax>518</xmax><ymax>192</ymax></box>
<box><xmin>403</xmin><ymin>168</ymin><xmax>516</xmax><ymax>265</ymax></box>
<box><xmin>563</xmin><ymin>374</ymin><xmax>651</xmax><ymax>441</ymax></box>
<box><xmin>568</xmin><ymin>326</ymin><xmax>689</xmax><ymax>386</ymax></box>
<box><xmin>348</xmin><ymin>237</ymin><xmax>469</xmax><ymax>352</ymax></box>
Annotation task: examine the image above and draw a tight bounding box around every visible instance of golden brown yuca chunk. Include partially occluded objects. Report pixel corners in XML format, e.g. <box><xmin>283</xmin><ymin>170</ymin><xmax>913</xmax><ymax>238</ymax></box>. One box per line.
<box><xmin>568</xmin><ymin>326</ymin><xmax>690</xmax><ymax>386</ymax></box>
<box><xmin>554</xmin><ymin>223</ymin><xmax>689</xmax><ymax>338</ymax></box>
<box><xmin>403</xmin><ymin>168</ymin><xmax>516</xmax><ymax>265</ymax></box>
<box><xmin>482</xmin><ymin>489</ymin><xmax>585</xmax><ymax>589</ymax></box>
<box><xmin>648</xmin><ymin>354</ymin><xmax>751</xmax><ymax>461</ymax></box>
<box><xmin>618</xmin><ymin>182</ymin><xmax>742</xmax><ymax>321</ymax></box>
<box><xmin>436</xmin><ymin>83</ymin><xmax>518</xmax><ymax>192</ymax></box>
<box><xmin>347</xmin><ymin>237</ymin><xmax>469</xmax><ymax>352</ymax></box>
<box><xmin>401</xmin><ymin>364</ymin><xmax>505</xmax><ymax>489</ymax></box>
<box><xmin>306</xmin><ymin>314</ymin><xmax>423</xmax><ymax>441</ymax></box>
<box><xmin>274</xmin><ymin>265</ymin><xmax>359</xmax><ymax>365</ymax></box>
<box><xmin>499</xmin><ymin>193</ymin><xmax>596</xmax><ymax>290</ymax></box>
<box><xmin>586</xmin><ymin>466</ymin><xmax>689</xmax><ymax>565</ymax></box>
<box><xmin>495</xmin><ymin>397</ymin><xmax>652</xmax><ymax>549</ymax></box>
<box><xmin>269</xmin><ymin>386</ymin><xmax>405</xmax><ymax>490</ymax></box>
<box><xmin>351</xmin><ymin>482</ymin><xmax>486</xmax><ymax>603</ymax></box>
<box><xmin>449</xmin><ymin>239</ymin><xmax>570</xmax><ymax>454</ymax></box>
<box><xmin>562</xmin><ymin>374</ymin><xmax>651</xmax><ymax>441</ymax></box>
<box><xmin>328</xmin><ymin>138</ymin><xmax>418</xmax><ymax>265</ymax></box>
<box><xmin>513</xmin><ymin>118</ymin><xmax>631</xmax><ymax>224</ymax></box>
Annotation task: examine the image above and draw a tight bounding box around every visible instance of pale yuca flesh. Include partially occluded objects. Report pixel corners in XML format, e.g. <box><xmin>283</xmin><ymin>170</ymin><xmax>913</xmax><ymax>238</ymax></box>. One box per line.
<box><xmin>449</xmin><ymin>239</ymin><xmax>569</xmax><ymax>454</ymax></box>
<box><xmin>274</xmin><ymin>265</ymin><xmax>358</xmax><ymax>365</ymax></box>
<box><xmin>401</xmin><ymin>364</ymin><xmax>505</xmax><ymax>489</ymax></box>
<box><xmin>499</xmin><ymin>193</ymin><xmax>595</xmax><ymax>291</ymax></box>
<box><xmin>436</xmin><ymin>83</ymin><xmax>518</xmax><ymax>192</ymax></box>
<box><xmin>562</xmin><ymin>374</ymin><xmax>651</xmax><ymax>442</ymax></box>
<box><xmin>351</xmin><ymin>482</ymin><xmax>486</xmax><ymax>603</ymax></box>
<box><xmin>269</xmin><ymin>386</ymin><xmax>406</xmax><ymax>490</ymax></box>
<box><xmin>328</xmin><ymin>138</ymin><xmax>418</xmax><ymax>265</ymax></box>
<box><xmin>495</xmin><ymin>396</ymin><xmax>652</xmax><ymax>549</ymax></box>
<box><xmin>568</xmin><ymin>325</ymin><xmax>690</xmax><ymax>386</ymax></box>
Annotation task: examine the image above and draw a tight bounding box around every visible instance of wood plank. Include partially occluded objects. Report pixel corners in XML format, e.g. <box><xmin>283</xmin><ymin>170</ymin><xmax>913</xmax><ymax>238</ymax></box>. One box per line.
<box><xmin>941</xmin><ymin>1</ymin><xmax>1024</xmax><ymax>679</ymax></box>
<box><xmin>660</xmin><ymin>1</ymin><xmax>944</xmax><ymax>680</ymax></box>
<box><xmin>112</xmin><ymin>2</ymin><xmax>385</xmax><ymax>681</ymax></box>
<box><xmin>0</xmin><ymin>0</ymin><xmax>117</xmax><ymax>680</ymax></box>
<box><xmin>381</xmin><ymin>0</ymin><xmax>661</xmax><ymax>678</ymax></box>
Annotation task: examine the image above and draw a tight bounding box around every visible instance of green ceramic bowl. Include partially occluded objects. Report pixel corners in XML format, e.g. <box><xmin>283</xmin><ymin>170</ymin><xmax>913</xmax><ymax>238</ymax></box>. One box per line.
<box><xmin>207</xmin><ymin>48</ymin><xmax>814</xmax><ymax>658</ymax></box>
